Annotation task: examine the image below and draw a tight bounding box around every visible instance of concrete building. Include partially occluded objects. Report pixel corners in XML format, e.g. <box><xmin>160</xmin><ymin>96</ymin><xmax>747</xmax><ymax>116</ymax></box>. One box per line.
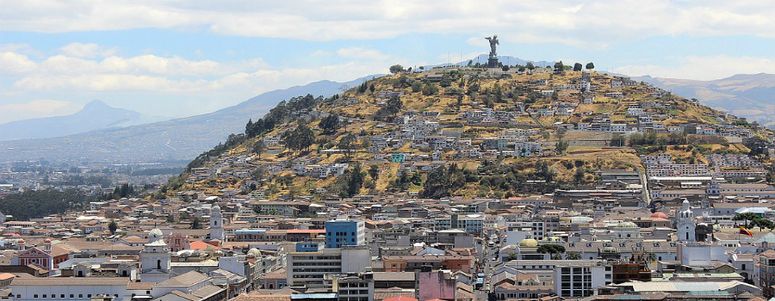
<box><xmin>325</xmin><ymin>219</ymin><xmax>365</xmax><ymax>249</ymax></box>
<box><xmin>286</xmin><ymin>247</ymin><xmax>370</xmax><ymax>290</ymax></box>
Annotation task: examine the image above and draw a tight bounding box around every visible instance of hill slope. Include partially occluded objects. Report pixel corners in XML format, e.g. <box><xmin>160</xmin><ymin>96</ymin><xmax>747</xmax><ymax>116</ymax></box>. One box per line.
<box><xmin>637</xmin><ymin>73</ymin><xmax>775</xmax><ymax>128</ymax></box>
<box><xmin>170</xmin><ymin>66</ymin><xmax>771</xmax><ymax>199</ymax></box>
<box><xmin>0</xmin><ymin>77</ymin><xmax>374</xmax><ymax>163</ymax></box>
<box><xmin>0</xmin><ymin>100</ymin><xmax>161</xmax><ymax>141</ymax></box>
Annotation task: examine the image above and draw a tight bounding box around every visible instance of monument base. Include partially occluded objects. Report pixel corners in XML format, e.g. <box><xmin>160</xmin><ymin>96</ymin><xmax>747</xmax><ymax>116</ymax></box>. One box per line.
<box><xmin>487</xmin><ymin>57</ymin><xmax>499</xmax><ymax>68</ymax></box>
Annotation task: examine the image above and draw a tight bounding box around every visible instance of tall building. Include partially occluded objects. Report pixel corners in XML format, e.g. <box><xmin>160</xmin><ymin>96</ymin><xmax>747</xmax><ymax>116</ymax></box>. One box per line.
<box><xmin>210</xmin><ymin>205</ymin><xmax>225</xmax><ymax>242</ymax></box>
<box><xmin>553</xmin><ymin>261</ymin><xmax>612</xmax><ymax>298</ymax></box>
<box><xmin>325</xmin><ymin>219</ymin><xmax>365</xmax><ymax>248</ymax></box>
<box><xmin>140</xmin><ymin>228</ymin><xmax>171</xmax><ymax>282</ymax></box>
<box><xmin>677</xmin><ymin>199</ymin><xmax>696</xmax><ymax>242</ymax></box>
<box><xmin>286</xmin><ymin>247</ymin><xmax>371</xmax><ymax>290</ymax></box>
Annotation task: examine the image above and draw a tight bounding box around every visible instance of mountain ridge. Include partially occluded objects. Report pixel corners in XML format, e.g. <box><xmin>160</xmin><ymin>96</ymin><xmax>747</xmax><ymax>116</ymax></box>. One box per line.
<box><xmin>0</xmin><ymin>76</ymin><xmax>376</xmax><ymax>163</ymax></box>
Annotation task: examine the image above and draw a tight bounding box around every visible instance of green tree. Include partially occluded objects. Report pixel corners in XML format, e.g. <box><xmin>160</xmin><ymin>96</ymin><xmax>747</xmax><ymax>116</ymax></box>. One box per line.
<box><xmin>734</xmin><ymin>212</ymin><xmax>760</xmax><ymax>228</ymax></box>
<box><xmin>556</xmin><ymin>139</ymin><xmax>569</xmax><ymax>154</ymax></box>
<box><xmin>585</xmin><ymin>62</ymin><xmax>595</xmax><ymax>70</ymax></box>
<box><xmin>368</xmin><ymin>164</ymin><xmax>380</xmax><ymax>181</ymax></box>
<box><xmin>526</xmin><ymin>62</ymin><xmax>535</xmax><ymax>70</ymax></box>
<box><xmin>282</xmin><ymin>124</ymin><xmax>315</xmax><ymax>152</ymax></box>
<box><xmin>191</xmin><ymin>216</ymin><xmax>202</xmax><ymax>229</ymax></box>
<box><xmin>573</xmin><ymin>62</ymin><xmax>583</xmax><ymax>71</ymax></box>
<box><xmin>318</xmin><ymin>114</ymin><xmax>341</xmax><ymax>135</ymax></box>
<box><xmin>338</xmin><ymin>133</ymin><xmax>357</xmax><ymax>159</ymax></box>
<box><xmin>537</xmin><ymin>244</ymin><xmax>566</xmax><ymax>259</ymax></box>
<box><xmin>108</xmin><ymin>220</ymin><xmax>118</xmax><ymax>235</ymax></box>
<box><xmin>389</xmin><ymin>64</ymin><xmax>405</xmax><ymax>74</ymax></box>
<box><xmin>553</xmin><ymin>61</ymin><xmax>564</xmax><ymax>73</ymax></box>
<box><xmin>253</xmin><ymin>140</ymin><xmax>265</xmax><ymax>159</ymax></box>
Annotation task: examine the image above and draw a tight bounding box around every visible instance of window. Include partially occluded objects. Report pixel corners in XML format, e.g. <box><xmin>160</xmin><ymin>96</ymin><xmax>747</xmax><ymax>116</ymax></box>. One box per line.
<box><xmin>70</xmin><ymin>294</ymin><xmax>74</xmax><ymax>298</ymax></box>
<box><xmin>42</xmin><ymin>295</ymin><xmax>47</xmax><ymax>298</ymax></box>
<box><xmin>34</xmin><ymin>294</ymin><xmax>38</xmax><ymax>299</ymax></box>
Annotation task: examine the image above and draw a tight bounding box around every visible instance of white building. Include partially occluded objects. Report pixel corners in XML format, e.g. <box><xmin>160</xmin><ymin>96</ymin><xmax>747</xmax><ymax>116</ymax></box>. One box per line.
<box><xmin>677</xmin><ymin>199</ymin><xmax>696</xmax><ymax>242</ymax></box>
<box><xmin>286</xmin><ymin>247</ymin><xmax>371</xmax><ymax>289</ymax></box>
<box><xmin>210</xmin><ymin>205</ymin><xmax>225</xmax><ymax>242</ymax></box>
<box><xmin>140</xmin><ymin>228</ymin><xmax>172</xmax><ymax>282</ymax></box>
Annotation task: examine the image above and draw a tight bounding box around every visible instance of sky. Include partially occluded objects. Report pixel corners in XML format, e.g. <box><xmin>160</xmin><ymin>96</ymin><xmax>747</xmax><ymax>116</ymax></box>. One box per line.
<box><xmin>2</xmin><ymin>0</ymin><xmax>775</xmax><ymax>124</ymax></box>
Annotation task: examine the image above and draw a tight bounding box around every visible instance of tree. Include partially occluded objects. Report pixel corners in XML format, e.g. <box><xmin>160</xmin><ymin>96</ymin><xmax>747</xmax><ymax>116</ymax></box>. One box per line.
<box><xmin>553</xmin><ymin>61</ymin><xmax>564</xmax><ymax>73</ymax></box>
<box><xmin>537</xmin><ymin>244</ymin><xmax>566</xmax><ymax>259</ymax></box>
<box><xmin>253</xmin><ymin>140</ymin><xmax>265</xmax><ymax>159</ymax></box>
<box><xmin>282</xmin><ymin>124</ymin><xmax>315</xmax><ymax>152</ymax></box>
<box><xmin>526</xmin><ymin>62</ymin><xmax>535</xmax><ymax>70</ymax></box>
<box><xmin>375</xmin><ymin>95</ymin><xmax>403</xmax><ymax>121</ymax></box>
<box><xmin>389</xmin><ymin>64</ymin><xmax>405</xmax><ymax>74</ymax></box>
<box><xmin>573</xmin><ymin>62</ymin><xmax>583</xmax><ymax>71</ymax></box>
<box><xmin>566</xmin><ymin>251</ymin><xmax>581</xmax><ymax>260</ymax></box>
<box><xmin>501</xmin><ymin>65</ymin><xmax>510</xmax><ymax>72</ymax></box>
<box><xmin>610</xmin><ymin>134</ymin><xmax>625</xmax><ymax>147</ymax></box>
<box><xmin>108</xmin><ymin>220</ymin><xmax>118</xmax><ymax>235</ymax></box>
<box><xmin>556</xmin><ymin>139</ymin><xmax>569</xmax><ymax>154</ymax></box>
<box><xmin>338</xmin><ymin>133</ymin><xmax>357</xmax><ymax>159</ymax></box>
<box><xmin>191</xmin><ymin>216</ymin><xmax>202</xmax><ymax>229</ymax></box>
<box><xmin>734</xmin><ymin>212</ymin><xmax>760</xmax><ymax>228</ymax></box>
<box><xmin>368</xmin><ymin>164</ymin><xmax>380</xmax><ymax>181</ymax></box>
<box><xmin>421</xmin><ymin>83</ymin><xmax>439</xmax><ymax>96</ymax></box>
<box><xmin>318</xmin><ymin>114</ymin><xmax>341</xmax><ymax>135</ymax></box>
<box><xmin>585</xmin><ymin>62</ymin><xmax>595</xmax><ymax>70</ymax></box>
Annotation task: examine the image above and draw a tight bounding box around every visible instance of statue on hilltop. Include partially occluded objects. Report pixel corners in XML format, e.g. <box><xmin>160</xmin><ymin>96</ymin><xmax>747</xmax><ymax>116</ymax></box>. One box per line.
<box><xmin>485</xmin><ymin>35</ymin><xmax>499</xmax><ymax>68</ymax></box>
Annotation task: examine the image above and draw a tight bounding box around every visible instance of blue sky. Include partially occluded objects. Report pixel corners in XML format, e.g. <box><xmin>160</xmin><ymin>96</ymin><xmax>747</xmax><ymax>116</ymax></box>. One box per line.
<box><xmin>1</xmin><ymin>0</ymin><xmax>775</xmax><ymax>123</ymax></box>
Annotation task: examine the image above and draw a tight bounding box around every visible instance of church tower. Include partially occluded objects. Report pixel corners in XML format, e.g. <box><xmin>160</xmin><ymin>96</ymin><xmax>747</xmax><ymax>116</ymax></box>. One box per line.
<box><xmin>677</xmin><ymin>199</ymin><xmax>696</xmax><ymax>242</ymax></box>
<box><xmin>140</xmin><ymin>228</ymin><xmax>171</xmax><ymax>282</ymax></box>
<box><xmin>210</xmin><ymin>205</ymin><xmax>225</xmax><ymax>242</ymax></box>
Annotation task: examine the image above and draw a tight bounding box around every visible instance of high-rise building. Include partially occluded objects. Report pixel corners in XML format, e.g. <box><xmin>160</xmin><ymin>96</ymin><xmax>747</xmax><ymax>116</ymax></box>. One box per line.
<box><xmin>325</xmin><ymin>219</ymin><xmax>365</xmax><ymax>248</ymax></box>
<box><xmin>553</xmin><ymin>261</ymin><xmax>612</xmax><ymax>298</ymax></box>
<box><xmin>287</xmin><ymin>247</ymin><xmax>371</xmax><ymax>289</ymax></box>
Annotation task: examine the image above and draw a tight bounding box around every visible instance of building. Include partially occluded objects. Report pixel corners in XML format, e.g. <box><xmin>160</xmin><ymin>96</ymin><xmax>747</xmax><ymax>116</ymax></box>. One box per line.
<box><xmin>10</xmin><ymin>277</ymin><xmax>130</xmax><ymax>301</ymax></box>
<box><xmin>140</xmin><ymin>228</ymin><xmax>172</xmax><ymax>282</ymax></box>
<box><xmin>676</xmin><ymin>199</ymin><xmax>695</xmax><ymax>242</ymax></box>
<box><xmin>553</xmin><ymin>261</ymin><xmax>612</xmax><ymax>298</ymax></box>
<box><xmin>286</xmin><ymin>247</ymin><xmax>370</xmax><ymax>290</ymax></box>
<box><xmin>759</xmin><ymin>250</ymin><xmax>775</xmax><ymax>298</ymax></box>
<box><xmin>210</xmin><ymin>205</ymin><xmax>225</xmax><ymax>242</ymax></box>
<box><xmin>325</xmin><ymin>219</ymin><xmax>365</xmax><ymax>249</ymax></box>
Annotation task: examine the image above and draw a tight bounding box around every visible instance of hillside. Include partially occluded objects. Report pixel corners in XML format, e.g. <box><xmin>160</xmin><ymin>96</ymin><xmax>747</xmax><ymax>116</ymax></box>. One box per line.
<box><xmin>0</xmin><ymin>100</ymin><xmax>163</xmax><ymax>141</ymax></box>
<box><xmin>0</xmin><ymin>77</ymin><xmax>373</xmax><ymax>163</ymax></box>
<box><xmin>637</xmin><ymin>73</ymin><xmax>775</xmax><ymax>129</ymax></box>
<box><xmin>168</xmin><ymin>64</ymin><xmax>773</xmax><ymax>199</ymax></box>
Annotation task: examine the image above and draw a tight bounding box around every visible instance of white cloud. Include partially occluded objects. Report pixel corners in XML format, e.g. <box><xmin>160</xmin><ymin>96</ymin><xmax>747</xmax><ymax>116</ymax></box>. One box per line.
<box><xmin>613</xmin><ymin>55</ymin><xmax>775</xmax><ymax>81</ymax></box>
<box><xmin>336</xmin><ymin>47</ymin><xmax>389</xmax><ymax>61</ymax></box>
<box><xmin>0</xmin><ymin>51</ymin><xmax>37</xmax><ymax>73</ymax></box>
<box><xmin>59</xmin><ymin>43</ymin><xmax>117</xmax><ymax>58</ymax></box>
<box><xmin>0</xmin><ymin>43</ymin><xmax>394</xmax><ymax>121</ymax></box>
<box><xmin>2</xmin><ymin>1</ymin><xmax>775</xmax><ymax>45</ymax></box>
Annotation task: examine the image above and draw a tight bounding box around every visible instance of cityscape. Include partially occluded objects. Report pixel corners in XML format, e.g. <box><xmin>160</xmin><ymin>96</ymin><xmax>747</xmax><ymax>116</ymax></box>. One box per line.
<box><xmin>1</xmin><ymin>2</ymin><xmax>775</xmax><ymax>301</ymax></box>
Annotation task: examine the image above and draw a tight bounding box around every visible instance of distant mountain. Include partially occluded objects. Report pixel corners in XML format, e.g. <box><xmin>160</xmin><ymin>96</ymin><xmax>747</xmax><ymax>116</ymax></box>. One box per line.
<box><xmin>0</xmin><ymin>100</ymin><xmax>163</xmax><ymax>141</ymax></box>
<box><xmin>635</xmin><ymin>73</ymin><xmax>775</xmax><ymax>129</ymax></box>
<box><xmin>0</xmin><ymin>76</ymin><xmax>376</xmax><ymax>163</ymax></box>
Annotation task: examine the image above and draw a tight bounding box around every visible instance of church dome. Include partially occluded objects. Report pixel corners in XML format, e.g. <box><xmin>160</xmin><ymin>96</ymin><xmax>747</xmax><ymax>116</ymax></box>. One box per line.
<box><xmin>148</xmin><ymin>228</ymin><xmax>164</xmax><ymax>242</ymax></box>
<box><xmin>650</xmin><ymin>212</ymin><xmax>669</xmax><ymax>219</ymax></box>
<box><xmin>519</xmin><ymin>238</ymin><xmax>538</xmax><ymax>248</ymax></box>
<box><xmin>247</xmin><ymin>248</ymin><xmax>262</xmax><ymax>258</ymax></box>
<box><xmin>617</xmin><ymin>221</ymin><xmax>638</xmax><ymax>228</ymax></box>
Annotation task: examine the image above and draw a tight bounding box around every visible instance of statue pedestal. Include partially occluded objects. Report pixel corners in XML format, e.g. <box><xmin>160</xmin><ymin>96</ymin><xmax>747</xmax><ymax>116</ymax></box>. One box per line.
<box><xmin>487</xmin><ymin>57</ymin><xmax>499</xmax><ymax>68</ymax></box>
